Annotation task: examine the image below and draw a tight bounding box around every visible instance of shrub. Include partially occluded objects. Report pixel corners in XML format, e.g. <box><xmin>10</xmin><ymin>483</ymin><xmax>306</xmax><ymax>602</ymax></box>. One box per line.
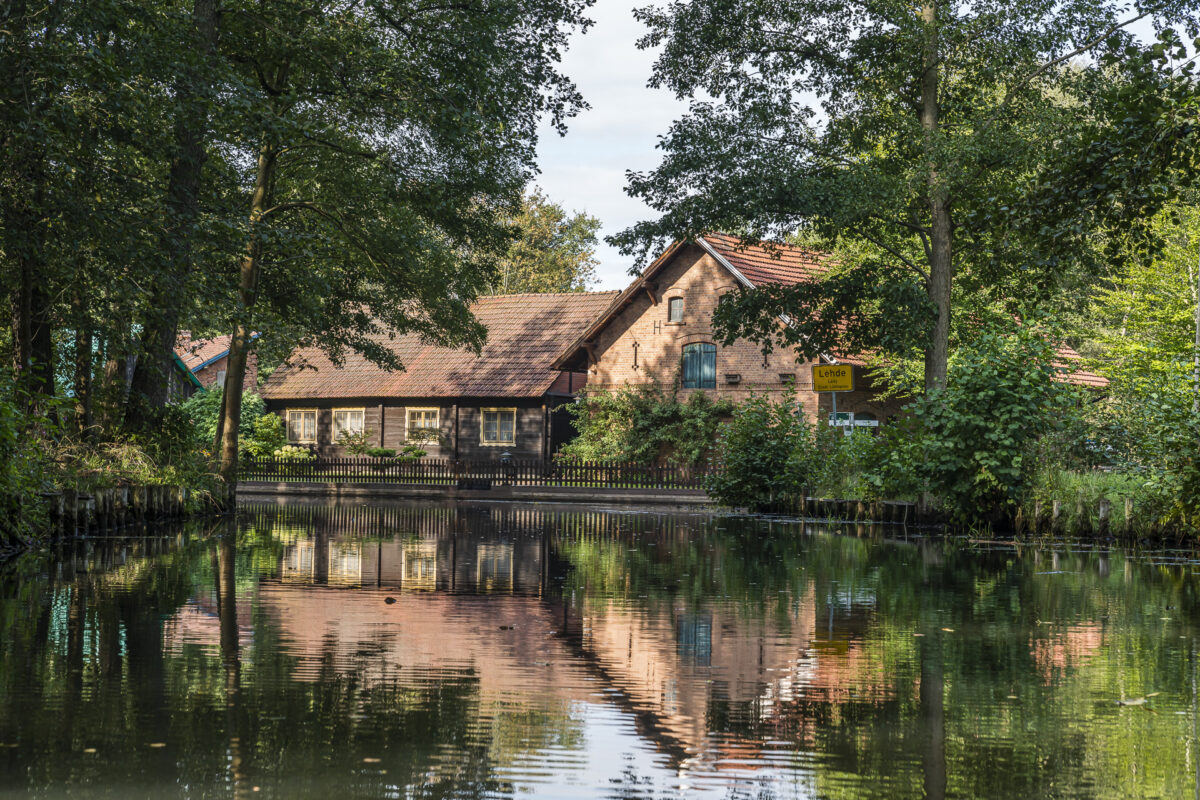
<box><xmin>559</xmin><ymin>384</ymin><xmax>734</xmax><ymax>465</ymax></box>
<box><xmin>273</xmin><ymin>445</ymin><xmax>314</xmax><ymax>461</ymax></box>
<box><xmin>0</xmin><ymin>379</ymin><xmax>56</xmax><ymax>545</ymax></box>
<box><xmin>705</xmin><ymin>391</ymin><xmax>817</xmax><ymax>510</ymax></box>
<box><xmin>242</xmin><ymin>414</ymin><xmax>288</xmax><ymax>459</ymax></box>
<box><xmin>406</xmin><ymin>427</ymin><xmax>445</xmax><ymax>448</ymax></box>
<box><xmin>365</xmin><ymin>447</ymin><xmax>397</xmax><ymax>458</ymax></box>
<box><xmin>336</xmin><ymin>428</ymin><xmax>373</xmax><ymax>455</ymax></box>
<box><xmin>867</xmin><ymin>317</ymin><xmax>1077</xmax><ymax>523</ymax></box>
<box><xmin>181</xmin><ymin>388</ymin><xmax>265</xmax><ymax>451</ymax></box>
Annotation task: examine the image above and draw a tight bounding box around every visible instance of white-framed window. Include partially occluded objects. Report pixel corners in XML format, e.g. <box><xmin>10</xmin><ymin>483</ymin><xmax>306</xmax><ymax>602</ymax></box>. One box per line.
<box><xmin>667</xmin><ymin>296</ymin><xmax>684</xmax><ymax>323</ymax></box>
<box><xmin>406</xmin><ymin>407</ymin><xmax>439</xmax><ymax>439</ymax></box>
<box><xmin>286</xmin><ymin>409</ymin><xmax>317</xmax><ymax>443</ymax></box>
<box><xmin>332</xmin><ymin>408</ymin><xmax>365</xmax><ymax>440</ymax></box>
<box><xmin>480</xmin><ymin>407</ymin><xmax>517</xmax><ymax>446</ymax></box>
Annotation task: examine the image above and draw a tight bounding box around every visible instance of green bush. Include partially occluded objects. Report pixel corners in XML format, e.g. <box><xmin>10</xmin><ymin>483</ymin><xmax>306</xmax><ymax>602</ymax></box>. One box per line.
<box><xmin>181</xmin><ymin>388</ymin><xmax>265</xmax><ymax>453</ymax></box>
<box><xmin>867</xmin><ymin>318</ymin><xmax>1077</xmax><ymax>523</ymax></box>
<box><xmin>705</xmin><ymin>391</ymin><xmax>816</xmax><ymax>510</ymax></box>
<box><xmin>365</xmin><ymin>447</ymin><xmax>396</xmax><ymax>458</ymax></box>
<box><xmin>242</xmin><ymin>414</ymin><xmax>288</xmax><ymax>459</ymax></box>
<box><xmin>0</xmin><ymin>378</ymin><xmax>55</xmax><ymax>545</ymax></box>
<box><xmin>559</xmin><ymin>384</ymin><xmax>734</xmax><ymax>465</ymax></box>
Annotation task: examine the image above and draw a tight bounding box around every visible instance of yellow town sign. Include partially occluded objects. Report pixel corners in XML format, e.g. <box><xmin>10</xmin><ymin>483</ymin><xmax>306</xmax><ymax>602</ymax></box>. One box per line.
<box><xmin>812</xmin><ymin>363</ymin><xmax>853</xmax><ymax>393</ymax></box>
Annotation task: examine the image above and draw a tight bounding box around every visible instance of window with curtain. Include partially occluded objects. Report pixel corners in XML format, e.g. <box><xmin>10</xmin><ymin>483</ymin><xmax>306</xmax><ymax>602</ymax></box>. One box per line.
<box><xmin>481</xmin><ymin>408</ymin><xmax>516</xmax><ymax>445</ymax></box>
<box><xmin>332</xmin><ymin>409</ymin><xmax>364</xmax><ymax>439</ymax></box>
<box><xmin>287</xmin><ymin>409</ymin><xmax>317</xmax><ymax>443</ymax></box>
<box><xmin>681</xmin><ymin>343</ymin><xmax>716</xmax><ymax>389</ymax></box>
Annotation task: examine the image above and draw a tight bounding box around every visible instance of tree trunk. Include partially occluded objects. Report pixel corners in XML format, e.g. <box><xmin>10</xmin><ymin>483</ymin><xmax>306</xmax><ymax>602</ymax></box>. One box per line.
<box><xmin>96</xmin><ymin>327</ymin><xmax>133</xmax><ymax>430</ymax></box>
<box><xmin>126</xmin><ymin>0</ymin><xmax>220</xmax><ymax>425</ymax></box>
<box><xmin>217</xmin><ymin>140</ymin><xmax>279</xmax><ymax>501</ymax></box>
<box><xmin>71</xmin><ymin>291</ymin><xmax>93</xmax><ymax>433</ymax></box>
<box><xmin>3</xmin><ymin>2</ymin><xmax>58</xmax><ymax>406</ymax></box>
<box><xmin>920</xmin><ymin>0</ymin><xmax>951</xmax><ymax>392</ymax></box>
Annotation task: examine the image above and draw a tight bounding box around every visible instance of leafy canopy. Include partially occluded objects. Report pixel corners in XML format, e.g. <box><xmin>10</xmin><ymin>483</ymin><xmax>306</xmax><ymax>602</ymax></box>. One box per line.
<box><xmin>614</xmin><ymin>0</ymin><xmax>1200</xmax><ymax>381</ymax></box>
<box><xmin>491</xmin><ymin>188</ymin><xmax>601</xmax><ymax>294</ymax></box>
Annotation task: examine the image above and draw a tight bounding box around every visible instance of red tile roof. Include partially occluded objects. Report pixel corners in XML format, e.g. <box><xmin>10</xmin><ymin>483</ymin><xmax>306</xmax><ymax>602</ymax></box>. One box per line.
<box><xmin>175</xmin><ymin>333</ymin><xmax>233</xmax><ymax>371</ymax></box>
<box><xmin>701</xmin><ymin>233</ymin><xmax>830</xmax><ymax>286</ymax></box>
<box><xmin>1052</xmin><ymin>344</ymin><xmax>1109</xmax><ymax>388</ymax></box>
<box><xmin>261</xmin><ymin>292</ymin><xmax>619</xmax><ymax>401</ymax></box>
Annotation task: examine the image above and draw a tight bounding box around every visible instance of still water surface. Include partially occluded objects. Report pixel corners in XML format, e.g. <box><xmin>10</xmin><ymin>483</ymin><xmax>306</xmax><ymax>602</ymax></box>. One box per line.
<box><xmin>0</xmin><ymin>501</ymin><xmax>1198</xmax><ymax>799</ymax></box>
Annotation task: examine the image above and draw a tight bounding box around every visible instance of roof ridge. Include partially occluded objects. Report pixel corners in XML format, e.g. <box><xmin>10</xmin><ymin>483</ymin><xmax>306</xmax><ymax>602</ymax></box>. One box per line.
<box><xmin>479</xmin><ymin>290</ymin><xmax>620</xmax><ymax>299</ymax></box>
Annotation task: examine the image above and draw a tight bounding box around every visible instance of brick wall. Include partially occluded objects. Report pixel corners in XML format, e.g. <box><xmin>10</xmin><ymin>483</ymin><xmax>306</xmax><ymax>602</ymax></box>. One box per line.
<box><xmin>586</xmin><ymin>243</ymin><xmax>904</xmax><ymax>426</ymax></box>
<box><xmin>194</xmin><ymin>352</ymin><xmax>259</xmax><ymax>393</ymax></box>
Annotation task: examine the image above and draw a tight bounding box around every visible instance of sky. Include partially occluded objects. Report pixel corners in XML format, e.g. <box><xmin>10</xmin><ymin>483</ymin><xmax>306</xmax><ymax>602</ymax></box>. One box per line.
<box><xmin>534</xmin><ymin>3</ymin><xmax>687</xmax><ymax>291</ymax></box>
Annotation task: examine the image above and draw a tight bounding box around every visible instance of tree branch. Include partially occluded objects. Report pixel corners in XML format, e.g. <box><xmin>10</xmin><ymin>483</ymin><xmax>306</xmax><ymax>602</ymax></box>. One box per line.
<box><xmin>978</xmin><ymin>11</ymin><xmax>1152</xmax><ymax>137</ymax></box>
<box><xmin>859</xmin><ymin>230</ymin><xmax>931</xmax><ymax>283</ymax></box>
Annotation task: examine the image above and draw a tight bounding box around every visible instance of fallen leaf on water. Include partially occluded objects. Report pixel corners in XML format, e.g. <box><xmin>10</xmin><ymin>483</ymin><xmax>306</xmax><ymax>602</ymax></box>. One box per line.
<box><xmin>1007</xmin><ymin>695</ymin><xmax>1018</xmax><ymax>700</ymax></box>
<box><xmin>941</xmin><ymin>628</ymin><xmax>955</xmax><ymax>632</ymax></box>
<box><xmin>1116</xmin><ymin>697</ymin><xmax>1147</xmax><ymax>706</ymax></box>
<box><xmin>83</xmin><ymin>748</ymin><xmax>97</xmax><ymax>754</ymax></box>
<box><xmin>1146</xmin><ymin>692</ymin><xmax>1161</xmax><ymax>697</ymax></box>
<box><xmin>148</xmin><ymin>743</ymin><xmax>166</xmax><ymax>748</ymax></box>
<box><xmin>913</xmin><ymin>633</ymin><xmax>925</xmax><ymax>637</ymax></box>
<box><xmin>363</xmin><ymin>757</ymin><xmax>382</xmax><ymax>764</ymax></box>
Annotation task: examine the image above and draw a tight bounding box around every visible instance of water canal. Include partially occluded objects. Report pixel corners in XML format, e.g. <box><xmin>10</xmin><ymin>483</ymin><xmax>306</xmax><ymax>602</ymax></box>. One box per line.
<box><xmin>0</xmin><ymin>501</ymin><xmax>1197</xmax><ymax>799</ymax></box>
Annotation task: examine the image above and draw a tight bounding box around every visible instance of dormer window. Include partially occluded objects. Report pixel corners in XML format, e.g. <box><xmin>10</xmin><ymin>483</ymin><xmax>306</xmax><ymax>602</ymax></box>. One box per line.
<box><xmin>668</xmin><ymin>296</ymin><xmax>684</xmax><ymax>323</ymax></box>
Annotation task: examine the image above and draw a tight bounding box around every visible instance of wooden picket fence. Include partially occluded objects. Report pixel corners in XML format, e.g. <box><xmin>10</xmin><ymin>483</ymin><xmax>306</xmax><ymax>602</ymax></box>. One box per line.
<box><xmin>241</xmin><ymin>456</ymin><xmax>708</xmax><ymax>490</ymax></box>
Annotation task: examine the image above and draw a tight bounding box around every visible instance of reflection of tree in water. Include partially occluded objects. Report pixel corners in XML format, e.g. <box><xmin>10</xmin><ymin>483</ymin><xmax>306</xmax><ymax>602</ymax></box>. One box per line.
<box><xmin>1</xmin><ymin>505</ymin><xmax>1199</xmax><ymax>799</ymax></box>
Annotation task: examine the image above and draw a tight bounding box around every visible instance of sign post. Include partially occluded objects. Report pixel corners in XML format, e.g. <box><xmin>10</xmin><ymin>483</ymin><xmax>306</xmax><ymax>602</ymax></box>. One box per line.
<box><xmin>812</xmin><ymin>363</ymin><xmax>854</xmax><ymax>431</ymax></box>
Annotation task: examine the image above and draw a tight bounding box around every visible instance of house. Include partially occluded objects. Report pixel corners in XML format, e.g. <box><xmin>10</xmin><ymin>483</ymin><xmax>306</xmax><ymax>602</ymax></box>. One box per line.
<box><xmin>174</xmin><ymin>332</ymin><xmax>260</xmax><ymax>393</ymax></box>
<box><xmin>259</xmin><ymin>292</ymin><xmax>619</xmax><ymax>458</ymax></box>
<box><xmin>167</xmin><ymin>351</ymin><xmax>205</xmax><ymax>402</ymax></box>
<box><xmin>552</xmin><ymin>234</ymin><xmax>1107</xmax><ymax>430</ymax></box>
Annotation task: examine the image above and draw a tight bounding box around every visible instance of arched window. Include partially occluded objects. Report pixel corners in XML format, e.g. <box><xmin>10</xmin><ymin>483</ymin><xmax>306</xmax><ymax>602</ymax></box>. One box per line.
<box><xmin>682</xmin><ymin>343</ymin><xmax>716</xmax><ymax>389</ymax></box>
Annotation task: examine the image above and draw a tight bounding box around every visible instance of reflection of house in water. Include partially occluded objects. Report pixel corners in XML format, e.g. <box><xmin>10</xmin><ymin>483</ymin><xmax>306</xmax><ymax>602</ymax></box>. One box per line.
<box><xmin>276</xmin><ymin>531</ymin><xmax>541</xmax><ymax>594</ymax></box>
<box><xmin>236</xmin><ymin>505</ymin><xmax>906</xmax><ymax>781</ymax></box>
<box><xmin>573</xmin><ymin>594</ymin><xmax>818</xmax><ymax>764</ymax></box>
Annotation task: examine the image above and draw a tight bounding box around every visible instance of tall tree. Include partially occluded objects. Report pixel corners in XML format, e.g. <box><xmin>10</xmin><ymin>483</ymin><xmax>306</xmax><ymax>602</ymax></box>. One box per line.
<box><xmin>612</xmin><ymin>0</ymin><xmax>1200</xmax><ymax>392</ymax></box>
<box><xmin>125</xmin><ymin>0</ymin><xmax>223</xmax><ymax>427</ymax></box>
<box><xmin>210</xmin><ymin>0</ymin><xmax>593</xmax><ymax>497</ymax></box>
<box><xmin>490</xmin><ymin>188</ymin><xmax>601</xmax><ymax>294</ymax></box>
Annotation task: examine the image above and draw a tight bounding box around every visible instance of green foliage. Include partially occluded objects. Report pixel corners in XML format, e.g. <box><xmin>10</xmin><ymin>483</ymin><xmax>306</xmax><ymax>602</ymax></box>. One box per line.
<box><xmin>365</xmin><ymin>447</ymin><xmax>396</xmax><ymax>459</ymax></box>
<box><xmin>242</xmin><ymin>414</ymin><xmax>288</xmax><ymax>460</ymax></box>
<box><xmin>614</xmin><ymin>0</ymin><xmax>1200</xmax><ymax>388</ymax></box>
<box><xmin>558</xmin><ymin>384</ymin><xmax>734</xmax><ymax>466</ymax></box>
<box><xmin>705</xmin><ymin>390</ymin><xmax>890</xmax><ymax>509</ymax></box>
<box><xmin>0</xmin><ymin>379</ymin><xmax>56</xmax><ymax>545</ymax></box>
<box><xmin>868</xmin><ymin>319</ymin><xmax>1078</xmax><ymax>522</ymax></box>
<box><xmin>181</xmin><ymin>390</ymin><xmax>265</xmax><ymax>453</ymax></box>
<box><xmin>491</xmin><ymin>188</ymin><xmax>601</xmax><ymax>294</ymax></box>
<box><xmin>704</xmin><ymin>392</ymin><xmax>812</xmax><ymax>510</ymax></box>
<box><xmin>336</xmin><ymin>428</ymin><xmax>373</xmax><ymax>456</ymax></box>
